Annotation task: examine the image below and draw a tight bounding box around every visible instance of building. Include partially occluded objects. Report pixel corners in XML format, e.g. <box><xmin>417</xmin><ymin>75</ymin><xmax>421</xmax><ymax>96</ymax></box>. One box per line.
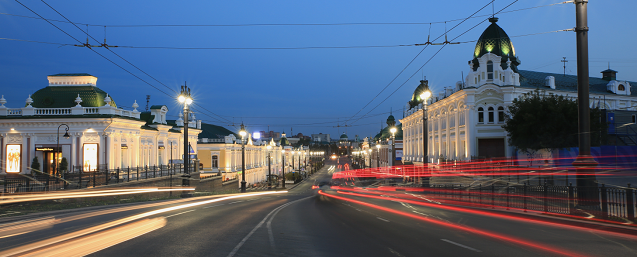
<box><xmin>0</xmin><ymin>73</ymin><xmax>201</xmax><ymax>174</ymax></box>
<box><xmin>370</xmin><ymin>115</ymin><xmax>403</xmax><ymax>167</ymax></box>
<box><xmin>401</xmin><ymin>17</ymin><xmax>637</xmax><ymax>164</ymax></box>
<box><xmin>311</xmin><ymin>133</ymin><xmax>330</xmax><ymax>143</ymax></box>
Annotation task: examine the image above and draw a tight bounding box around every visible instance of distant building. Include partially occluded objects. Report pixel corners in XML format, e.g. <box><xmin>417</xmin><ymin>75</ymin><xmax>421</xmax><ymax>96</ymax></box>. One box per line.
<box><xmin>311</xmin><ymin>133</ymin><xmax>330</xmax><ymax>143</ymax></box>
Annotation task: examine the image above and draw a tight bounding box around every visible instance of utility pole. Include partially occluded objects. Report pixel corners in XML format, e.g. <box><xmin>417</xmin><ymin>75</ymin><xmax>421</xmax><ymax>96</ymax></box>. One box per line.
<box><xmin>146</xmin><ymin>95</ymin><xmax>150</xmax><ymax>112</ymax></box>
<box><xmin>561</xmin><ymin>57</ymin><xmax>568</xmax><ymax>76</ymax></box>
<box><xmin>572</xmin><ymin>0</ymin><xmax>599</xmax><ymax>208</ymax></box>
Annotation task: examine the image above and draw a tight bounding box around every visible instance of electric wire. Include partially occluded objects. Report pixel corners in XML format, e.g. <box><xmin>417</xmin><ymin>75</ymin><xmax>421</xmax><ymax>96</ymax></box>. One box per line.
<box><xmin>342</xmin><ymin>0</ymin><xmax>495</xmax><ymax>126</ymax></box>
<box><xmin>349</xmin><ymin>0</ymin><xmax>520</xmax><ymax>126</ymax></box>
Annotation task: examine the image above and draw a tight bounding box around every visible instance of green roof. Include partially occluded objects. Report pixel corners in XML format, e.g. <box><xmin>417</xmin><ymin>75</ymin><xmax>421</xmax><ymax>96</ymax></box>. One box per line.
<box><xmin>517</xmin><ymin>70</ymin><xmax>637</xmax><ymax>97</ymax></box>
<box><xmin>340</xmin><ymin>133</ymin><xmax>348</xmax><ymax>139</ymax></box>
<box><xmin>150</xmin><ymin>105</ymin><xmax>165</xmax><ymax>110</ymax></box>
<box><xmin>48</xmin><ymin>73</ymin><xmax>94</xmax><ymax>77</ymax></box>
<box><xmin>374</xmin><ymin>123</ymin><xmax>403</xmax><ymax>141</ymax></box>
<box><xmin>198</xmin><ymin>122</ymin><xmax>236</xmax><ymax>139</ymax></box>
<box><xmin>409</xmin><ymin>79</ymin><xmax>430</xmax><ymax>109</ymax></box>
<box><xmin>472</xmin><ymin>17</ymin><xmax>520</xmax><ymax>72</ymax></box>
<box><xmin>280</xmin><ymin>136</ymin><xmax>290</xmax><ymax>146</ymax></box>
<box><xmin>30</xmin><ymin>85</ymin><xmax>116</xmax><ymax>108</ymax></box>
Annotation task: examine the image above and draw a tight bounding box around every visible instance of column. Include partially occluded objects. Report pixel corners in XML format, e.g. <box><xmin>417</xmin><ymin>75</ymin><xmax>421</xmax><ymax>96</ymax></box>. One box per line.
<box><xmin>455</xmin><ymin>110</ymin><xmax>461</xmax><ymax>160</ymax></box>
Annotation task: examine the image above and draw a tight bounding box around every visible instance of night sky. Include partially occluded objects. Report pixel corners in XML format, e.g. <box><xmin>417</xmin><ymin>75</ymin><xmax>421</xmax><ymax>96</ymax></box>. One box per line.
<box><xmin>1</xmin><ymin>0</ymin><xmax>635</xmax><ymax>139</ymax></box>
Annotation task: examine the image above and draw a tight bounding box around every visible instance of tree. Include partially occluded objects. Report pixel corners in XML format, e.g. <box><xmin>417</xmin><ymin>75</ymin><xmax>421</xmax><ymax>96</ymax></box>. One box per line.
<box><xmin>503</xmin><ymin>89</ymin><xmax>606</xmax><ymax>152</ymax></box>
<box><xmin>60</xmin><ymin>157</ymin><xmax>69</xmax><ymax>172</ymax></box>
<box><xmin>31</xmin><ymin>156</ymin><xmax>41</xmax><ymax>174</ymax></box>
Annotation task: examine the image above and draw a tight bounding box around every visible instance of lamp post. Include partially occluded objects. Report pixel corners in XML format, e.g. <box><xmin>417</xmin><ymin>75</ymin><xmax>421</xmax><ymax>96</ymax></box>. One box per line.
<box><xmin>239</xmin><ymin>124</ymin><xmax>247</xmax><ymax>193</ymax></box>
<box><xmin>368</xmin><ymin>149</ymin><xmax>372</xmax><ymax>168</ymax></box>
<box><xmin>281</xmin><ymin>149</ymin><xmax>286</xmax><ymax>189</ymax></box>
<box><xmin>57</xmin><ymin>124</ymin><xmax>70</xmax><ymax>188</ymax></box>
<box><xmin>420</xmin><ymin>89</ymin><xmax>431</xmax><ymax>164</ymax></box>
<box><xmin>376</xmin><ymin>144</ymin><xmax>381</xmax><ymax>168</ymax></box>
<box><xmin>267</xmin><ymin>145</ymin><xmax>272</xmax><ymax>188</ymax></box>
<box><xmin>390</xmin><ymin>127</ymin><xmax>397</xmax><ymax>167</ymax></box>
<box><xmin>178</xmin><ymin>84</ymin><xmax>193</xmax><ymax>186</ymax></box>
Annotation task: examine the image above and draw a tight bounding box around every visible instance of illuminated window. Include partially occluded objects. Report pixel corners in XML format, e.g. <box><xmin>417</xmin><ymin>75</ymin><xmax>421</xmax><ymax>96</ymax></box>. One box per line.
<box><xmin>487</xmin><ymin>61</ymin><xmax>494</xmax><ymax>80</ymax></box>
<box><xmin>498</xmin><ymin>107</ymin><xmax>505</xmax><ymax>123</ymax></box>
<box><xmin>488</xmin><ymin>107</ymin><xmax>494</xmax><ymax>123</ymax></box>
<box><xmin>478</xmin><ymin>107</ymin><xmax>484</xmax><ymax>123</ymax></box>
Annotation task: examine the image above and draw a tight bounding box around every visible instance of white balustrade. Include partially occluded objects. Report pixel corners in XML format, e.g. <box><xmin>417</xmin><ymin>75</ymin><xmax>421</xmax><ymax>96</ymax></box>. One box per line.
<box><xmin>7</xmin><ymin>109</ymin><xmax>22</xmax><ymax>115</ymax></box>
<box><xmin>34</xmin><ymin>108</ymin><xmax>72</xmax><ymax>115</ymax></box>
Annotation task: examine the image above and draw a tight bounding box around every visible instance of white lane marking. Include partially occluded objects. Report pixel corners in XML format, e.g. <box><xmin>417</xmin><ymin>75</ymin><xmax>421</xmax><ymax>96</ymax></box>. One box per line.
<box><xmin>227</xmin><ymin>196</ymin><xmax>313</xmax><ymax>257</ymax></box>
<box><xmin>441</xmin><ymin>239</ymin><xmax>482</xmax><ymax>252</ymax></box>
<box><xmin>203</xmin><ymin>204</ymin><xmax>225</xmax><ymax>209</ymax></box>
<box><xmin>377</xmin><ymin>217</ymin><xmax>390</xmax><ymax>222</ymax></box>
<box><xmin>165</xmin><ymin>209</ymin><xmax>196</xmax><ymax>218</ymax></box>
<box><xmin>412</xmin><ymin>211</ymin><xmax>428</xmax><ymax>216</ymax></box>
<box><xmin>228</xmin><ymin>201</ymin><xmax>244</xmax><ymax>204</ymax></box>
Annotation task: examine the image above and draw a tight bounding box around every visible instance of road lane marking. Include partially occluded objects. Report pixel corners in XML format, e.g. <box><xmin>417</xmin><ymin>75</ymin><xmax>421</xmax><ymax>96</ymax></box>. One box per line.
<box><xmin>441</xmin><ymin>239</ymin><xmax>481</xmax><ymax>252</ymax></box>
<box><xmin>203</xmin><ymin>204</ymin><xmax>225</xmax><ymax>209</ymax></box>
<box><xmin>228</xmin><ymin>201</ymin><xmax>244</xmax><ymax>204</ymax></box>
<box><xmin>165</xmin><ymin>209</ymin><xmax>196</xmax><ymax>218</ymax></box>
<box><xmin>377</xmin><ymin>217</ymin><xmax>390</xmax><ymax>222</ymax></box>
<box><xmin>227</xmin><ymin>195</ymin><xmax>313</xmax><ymax>257</ymax></box>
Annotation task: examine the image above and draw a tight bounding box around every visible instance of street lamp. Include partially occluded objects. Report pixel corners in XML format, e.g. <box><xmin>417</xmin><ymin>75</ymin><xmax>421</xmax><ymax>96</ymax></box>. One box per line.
<box><xmin>390</xmin><ymin>127</ymin><xmax>397</xmax><ymax>166</ymax></box>
<box><xmin>178</xmin><ymin>84</ymin><xmax>193</xmax><ymax>186</ymax></box>
<box><xmin>239</xmin><ymin>123</ymin><xmax>247</xmax><ymax>193</ymax></box>
<box><xmin>267</xmin><ymin>145</ymin><xmax>272</xmax><ymax>188</ymax></box>
<box><xmin>420</xmin><ymin>89</ymin><xmax>431</xmax><ymax>164</ymax></box>
<box><xmin>368</xmin><ymin>149</ymin><xmax>372</xmax><ymax>169</ymax></box>
<box><xmin>281</xmin><ymin>149</ymin><xmax>286</xmax><ymax>189</ymax></box>
<box><xmin>376</xmin><ymin>144</ymin><xmax>381</xmax><ymax>168</ymax></box>
<box><xmin>57</xmin><ymin>124</ymin><xmax>70</xmax><ymax>188</ymax></box>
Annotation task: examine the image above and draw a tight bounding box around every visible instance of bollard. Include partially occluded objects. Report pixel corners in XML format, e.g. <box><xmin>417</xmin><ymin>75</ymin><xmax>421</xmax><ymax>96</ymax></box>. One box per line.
<box><xmin>601</xmin><ymin>184</ymin><xmax>608</xmax><ymax>219</ymax></box>
<box><xmin>137</xmin><ymin>166</ymin><xmax>140</xmax><ymax>181</ymax></box>
<box><xmin>116</xmin><ymin>167</ymin><xmax>120</xmax><ymax>184</ymax></box>
<box><xmin>127</xmin><ymin>167</ymin><xmax>130</xmax><ymax>182</ymax></box>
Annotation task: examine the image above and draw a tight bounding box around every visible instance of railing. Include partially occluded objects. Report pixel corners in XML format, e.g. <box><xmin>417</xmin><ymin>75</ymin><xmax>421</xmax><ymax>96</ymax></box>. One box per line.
<box><xmin>84</xmin><ymin>107</ymin><xmax>99</xmax><ymax>114</ymax></box>
<box><xmin>0</xmin><ymin>164</ymin><xmax>192</xmax><ymax>194</ymax></box>
<box><xmin>34</xmin><ymin>108</ymin><xmax>73</xmax><ymax>115</ymax></box>
<box><xmin>7</xmin><ymin>109</ymin><xmax>22</xmax><ymax>115</ymax></box>
<box><xmin>423</xmin><ymin>183</ymin><xmax>636</xmax><ymax>222</ymax></box>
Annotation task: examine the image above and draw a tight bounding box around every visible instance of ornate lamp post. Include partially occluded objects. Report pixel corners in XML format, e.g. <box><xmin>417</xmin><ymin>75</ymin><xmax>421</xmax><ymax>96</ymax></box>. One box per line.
<box><xmin>281</xmin><ymin>149</ymin><xmax>286</xmax><ymax>189</ymax></box>
<box><xmin>368</xmin><ymin>149</ymin><xmax>372</xmax><ymax>168</ymax></box>
<box><xmin>267</xmin><ymin>145</ymin><xmax>272</xmax><ymax>188</ymax></box>
<box><xmin>57</xmin><ymin>124</ymin><xmax>70</xmax><ymax>188</ymax></box>
<box><xmin>239</xmin><ymin>124</ymin><xmax>247</xmax><ymax>193</ymax></box>
<box><xmin>390</xmin><ymin>127</ymin><xmax>397</xmax><ymax>167</ymax></box>
<box><xmin>420</xmin><ymin>87</ymin><xmax>431</xmax><ymax>164</ymax></box>
<box><xmin>376</xmin><ymin>144</ymin><xmax>381</xmax><ymax>168</ymax></box>
<box><xmin>178</xmin><ymin>84</ymin><xmax>193</xmax><ymax>186</ymax></box>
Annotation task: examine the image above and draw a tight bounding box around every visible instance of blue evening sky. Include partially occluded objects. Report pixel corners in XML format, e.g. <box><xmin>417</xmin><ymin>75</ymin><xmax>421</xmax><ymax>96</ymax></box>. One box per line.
<box><xmin>1</xmin><ymin>0</ymin><xmax>635</xmax><ymax>140</ymax></box>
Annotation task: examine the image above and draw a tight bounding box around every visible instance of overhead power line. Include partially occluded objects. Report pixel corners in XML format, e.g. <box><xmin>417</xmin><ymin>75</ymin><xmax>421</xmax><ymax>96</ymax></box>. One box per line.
<box><xmin>0</xmin><ymin>1</ymin><xmax>572</xmax><ymax>28</ymax></box>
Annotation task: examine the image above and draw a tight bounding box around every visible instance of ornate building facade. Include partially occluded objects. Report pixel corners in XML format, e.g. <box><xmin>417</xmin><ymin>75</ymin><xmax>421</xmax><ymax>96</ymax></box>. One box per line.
<box><xmin>401</xmin><ymin>18</ymin><xmax>637</xmax><ymax>164</ymax></box>
<box><xmin>0</xmin><ymin>73</ymin><xmax>201</xmax><ymax>174</ymax></box>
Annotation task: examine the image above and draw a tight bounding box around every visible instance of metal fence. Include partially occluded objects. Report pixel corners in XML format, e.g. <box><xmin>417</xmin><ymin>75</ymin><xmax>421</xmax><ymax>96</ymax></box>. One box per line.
<box><xmin>425</xmin><ymin>183</ymin><xmax>636</xmax><ymax>222</ymax></box>
<box><xmin>1</xmin><ymin>163</ymin><xmax>196</xmax><ymax>194</ymax></box>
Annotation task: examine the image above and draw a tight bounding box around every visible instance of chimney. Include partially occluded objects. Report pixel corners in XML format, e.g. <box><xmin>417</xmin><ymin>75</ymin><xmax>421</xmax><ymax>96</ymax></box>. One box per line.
<box><xmin>545</xmin><ymin>76</ymin><xmax>555</xmax><ymax>89</ymax></box>
<box><xmin>601</xmin><ymin>69</ymin><xmax>617</xmax><ymax>81</ymax></box>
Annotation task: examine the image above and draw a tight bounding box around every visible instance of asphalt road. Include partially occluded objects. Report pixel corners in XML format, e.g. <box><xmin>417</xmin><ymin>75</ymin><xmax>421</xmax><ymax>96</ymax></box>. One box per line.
<box><xmin>0</xmin><ymin>156</ymin><xmax>635</xmax><ymax>257</ymax></box>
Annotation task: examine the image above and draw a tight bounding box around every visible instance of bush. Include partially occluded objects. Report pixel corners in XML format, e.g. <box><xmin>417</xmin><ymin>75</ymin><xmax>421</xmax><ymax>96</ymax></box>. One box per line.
<box><xmin>60</xmin><ymin>157</ymin><xmax>68</xmax><ymax>172</ymax></box>
<box><xmin>31</xmin><ymin>157</ymin><xmax>41</xmax><ymax>173</ymax></box>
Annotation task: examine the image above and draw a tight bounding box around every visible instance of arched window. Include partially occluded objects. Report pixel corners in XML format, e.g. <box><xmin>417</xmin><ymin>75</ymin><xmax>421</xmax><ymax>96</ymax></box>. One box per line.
<box><xmin>212</xmin><ymin>155</ymin><xmax>218</xmax><ymax>168</ymax></box>
<box><xmin>478</xmin><ymin>107</ymin><xmax>484</xmax><ymax>123</ymax></box>
<box><xmin>619</xmin><ymin>84</ymin><xmax>625</xmax><ymax>91</ymax></box>
<box><xmin>488</xmin><ymin>107</ymin><xmax>494</xmax><ymax>123</ymax></box>
<box><xmin>487</xmin><ymin>61</ymin><xmax>494</xmax><ymax>80</ymax></box>
<box><xmin>498</xmin><ymin>106</ymin><xmax>505</xmax><ymax>123</ymax></box>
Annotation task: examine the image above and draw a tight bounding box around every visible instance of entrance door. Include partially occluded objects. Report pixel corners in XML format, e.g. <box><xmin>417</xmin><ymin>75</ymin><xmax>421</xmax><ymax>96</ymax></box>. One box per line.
<box><xmin>478</xmin><ymin>138</ymin><xmax>505</xmax><ymax>158</ymax></box>
<box><xmin>43</xmin><ymin>151</ymin><xmax>61</xmax><ymax>174</ymax></box>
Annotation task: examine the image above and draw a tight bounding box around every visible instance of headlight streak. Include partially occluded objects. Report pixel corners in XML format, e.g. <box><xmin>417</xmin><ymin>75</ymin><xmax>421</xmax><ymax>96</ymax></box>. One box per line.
<box><xmin>0</xmin><ymin>217</ymin><xmax>55</xmax><ymax>239</ymax></box>
<box><xmin>21</xmin><ymin>218</ymin><xmax>166</xmax><ymax>257</ymax></box>
<box><xmin>0</xmin><ymin>187</ymin><xmax>196</xmax><ymax>205</ymax></box>
<box><xmin>0</xmin><ymin>191</ymin><xmax>287</xmax><ymax>257</ymax></box>
<box><xmin>319</xmin><ymin>190</ymin><xmax>585</xmax><ymax>257</ymax></box>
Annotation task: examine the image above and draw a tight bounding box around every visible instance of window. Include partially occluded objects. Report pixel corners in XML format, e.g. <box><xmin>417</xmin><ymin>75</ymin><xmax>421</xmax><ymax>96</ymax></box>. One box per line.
<box><xmin>487</xmin><ymin>61</ymin><xmax>494</xmax><ymax>80</ymax></box>
<box><xmin>478</xmin><ymin>107</ymin><xmax>484</xmax><ymax>123</ymax></box>
<box><xmin>488</xmin><ymin>107</ymin><xmax>494</xmax><ymax>123</ymax></box>
<box><xmin>498</xmin><ymin>107</ymin><xmax>505</xmax><ymax>123</ymax></box>
<box><xmin>619</xmin><ymin>84</ymin><xmax>625</xmax><ymax>91</ymax></box>
<box><xmin>212</xmin><ymin>155</ymin><xmax>218</xmax><ymax>168</ymax></box>
<box><xmin>459</xmin><ymin>112</ymin><xmax>465</xmax><ymax>126</ymax></box>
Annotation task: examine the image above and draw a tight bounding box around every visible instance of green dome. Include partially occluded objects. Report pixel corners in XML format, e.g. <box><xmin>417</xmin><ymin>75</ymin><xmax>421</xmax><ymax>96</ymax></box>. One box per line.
<box><xmin>386</xmin><ymin>114</ymin><xmax>396</xmax><ymax>127</ymax></box>
<box><xmin>280</xmin><ymin>136</ymin><xmax>290</xmax><ymax>146</ymax></box>
<box><xmin>340</xmin><ymin>133</ymin><xmax>348</xmax><ymax>139</ymax></box>
<box><xmin>30</xmin><ymin>85</ymin><xmax>116</xmax><ymax>108</ymax></box>
<box><xmin>409</xmin><ymin>79</ymin><xmax>430</xmax><ymax>109</ymax></box>
<box><xmin>471</xmin><ymin>17</ymin><xmax>521</xmax><ymax>72</ymax></box>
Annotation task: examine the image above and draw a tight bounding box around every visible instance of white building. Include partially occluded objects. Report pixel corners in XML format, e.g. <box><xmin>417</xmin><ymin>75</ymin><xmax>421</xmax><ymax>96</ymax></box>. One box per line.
<box><xmin>0</xmin><ymin>73</ymin><xmax>201</xmax><ymax>174</ymax></box>
<box><xmin>401</xmin><ymin>17</ymin><xmax>637</xmax><ymax>164</ymax></box>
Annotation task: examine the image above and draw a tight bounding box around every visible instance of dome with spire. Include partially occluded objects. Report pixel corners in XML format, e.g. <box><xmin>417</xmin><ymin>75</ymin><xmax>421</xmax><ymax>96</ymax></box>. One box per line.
<box><xmin>386</xmin><ymin>114</ymin><xmax>396</xmax><ymax>127</ymax></box>
<box><xmin>339</xmin><ymin>132</ymin><xmax>348</xmax><ymax>141</ymax></box>
<box><xmin>279</xmin><ymin>131</ymin><xmax>290</xmax><ymax>146</ymax></box>
<box><xmin>471</xmin><ymin>17</ymin><xmax>521</xmax><ymax>72</ymax></box>
<box><xmin>409</xmin><ymin>79</ymin><xmax>430</xmax><ymax>109</ymax></box>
